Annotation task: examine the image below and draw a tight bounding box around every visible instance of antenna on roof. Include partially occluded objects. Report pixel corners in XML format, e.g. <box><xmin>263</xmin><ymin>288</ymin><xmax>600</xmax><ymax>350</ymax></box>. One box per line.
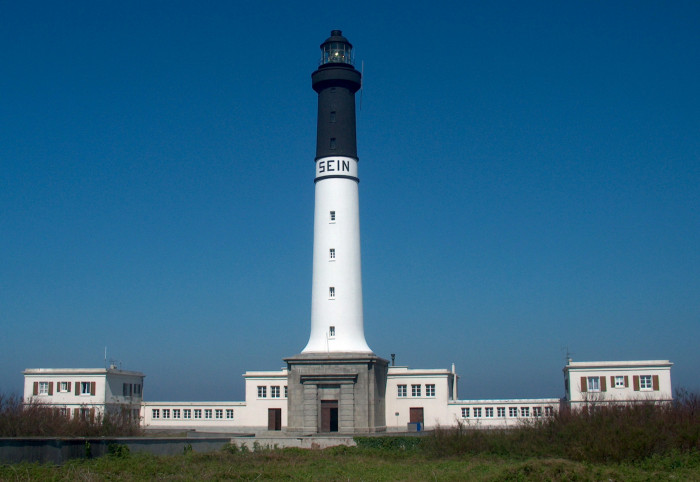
<box><xmin>562</xmin><ymin>346</ymin><xmax>574</xmax><ymax>364</ymax></box>
<box><xmin>104</xmin><ymin>346</ymin><xmax>107</xmax><ymax>369</ymax></box>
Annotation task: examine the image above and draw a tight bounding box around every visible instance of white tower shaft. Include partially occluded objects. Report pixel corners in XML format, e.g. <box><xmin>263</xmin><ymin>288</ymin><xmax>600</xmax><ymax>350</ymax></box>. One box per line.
<box><xmin>303</xmin><ymin>157</ymin><xmax>370</xmax><ymax>353</ymax></box>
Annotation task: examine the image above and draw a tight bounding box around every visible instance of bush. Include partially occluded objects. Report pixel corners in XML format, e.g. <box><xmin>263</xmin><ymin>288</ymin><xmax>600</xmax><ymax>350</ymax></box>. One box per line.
<box><xmin>354</xmin><ymin>436</ymin><xmax>423</xmax><ymax>451</ymax></box>
<box><xmin>423</xmin><ymin>392</ymin><xmax>700</xmax><ymax>463</ymax></box>
<box><xmin>0</xmin><ymin>393</ymin><xmax>142</xmax><ymax>437</ymax></box>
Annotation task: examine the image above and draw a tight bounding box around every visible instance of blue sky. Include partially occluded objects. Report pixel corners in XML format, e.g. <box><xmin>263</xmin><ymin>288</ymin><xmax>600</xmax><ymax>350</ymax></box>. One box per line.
<box><xmin>1</xmin><ymin>1</ymin><xmax>698</xmax><ymax>401</ymax></box>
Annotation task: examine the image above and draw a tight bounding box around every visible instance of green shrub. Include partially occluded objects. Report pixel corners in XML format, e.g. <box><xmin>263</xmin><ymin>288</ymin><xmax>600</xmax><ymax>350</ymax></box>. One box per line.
<box><xmin>354</xmin><ymin>436</ymin><xmax>423</xmax><ymax>451</ymax></box>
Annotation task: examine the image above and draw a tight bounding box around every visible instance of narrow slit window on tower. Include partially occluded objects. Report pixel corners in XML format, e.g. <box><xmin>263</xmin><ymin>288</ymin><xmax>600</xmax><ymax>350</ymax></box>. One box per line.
<box><xmin>330</xmin><ymin>138</ymin><xmax>336</xmax><ymax>149</ymax></box>
<box><xmin>329</xmin><ymin>326</ymin><xmax>335</xmax><ymax>337</ymax></box>
<box><xmin>329</xmin><ymin>248</ymin><xmax>335</xmax><ymax>260</ymax></box>
<box><xmin>329</xmin><ymin>287</ymin><xmax>335</xmax><ymax>299</ymax></box>
<box><xmin>329</xmin><ymin>211</ymin><xmax>336</xmax><ymax>222</ymax></box>
<box><xmin>330</xmin><ymin>111</ymin><xmax>336</xmax><ymax>122</ymax></box>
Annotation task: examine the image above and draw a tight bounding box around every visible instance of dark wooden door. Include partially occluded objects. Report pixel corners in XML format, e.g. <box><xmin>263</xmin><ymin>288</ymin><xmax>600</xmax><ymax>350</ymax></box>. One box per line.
<box><xmin>320</xmin><ymin>400</ymin><xmax>339</xmax><ymax>432</ymax></box>
<box><xmin>268</xmin><ymin>408</ymin><xmax>282</xmax><ymax>431</ymax></box>
<box><xmin>409</xmin><ymin>407</ymin><xmax>424</xmax><ymax>424</ymax></box>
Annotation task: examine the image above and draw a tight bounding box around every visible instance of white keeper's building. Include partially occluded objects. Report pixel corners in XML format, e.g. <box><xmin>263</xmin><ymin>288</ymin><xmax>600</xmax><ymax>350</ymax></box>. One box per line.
<box><xmin>24</xmin><ymin>359</ymin><xmax>673</xmax><ymax>432</ymax></box>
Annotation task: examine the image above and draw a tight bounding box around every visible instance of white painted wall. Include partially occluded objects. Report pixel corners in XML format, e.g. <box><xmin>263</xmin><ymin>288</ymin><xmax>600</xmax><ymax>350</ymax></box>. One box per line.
<box><xmin>23</xmin><ymin>368</ymin><xmax>144</xmax><ymax>417</ymax></box>
<box><xmin>304</xmin><ymin>157</ymin><xmax>371</xmax><ymax>353</ymax></box>
<box><xmin>564</xmin><ymin>360</ymin><xmax>673</xmax><ymax>407</ymax></box>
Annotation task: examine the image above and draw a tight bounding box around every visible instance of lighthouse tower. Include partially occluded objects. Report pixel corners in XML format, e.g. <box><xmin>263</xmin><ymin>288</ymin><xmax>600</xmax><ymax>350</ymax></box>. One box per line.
<box><xmin>303</xmin><ymin>30</ymin><xmax>371</xmax><ymax>354</ymax></box>
<box><xmin>285</xmin><ymin>31</ymin><xmax>388</xmax><ymax>434</ymax></box>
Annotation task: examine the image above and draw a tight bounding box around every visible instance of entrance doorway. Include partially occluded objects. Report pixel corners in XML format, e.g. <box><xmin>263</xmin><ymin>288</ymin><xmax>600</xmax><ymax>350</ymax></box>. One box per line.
<box><xmin>409</xmin><ymin>407</ymin><xmax>424</xmax><ymax>424</ymax></box>
<box><xmin>321</xmin><ymin>400</ymin><xmax>339</xmax><ymax>432</ymax></box>
<box><xmin>268</xmin><ymin>408</ymin><xmax>282</xmax><ymax>431</ymax></box>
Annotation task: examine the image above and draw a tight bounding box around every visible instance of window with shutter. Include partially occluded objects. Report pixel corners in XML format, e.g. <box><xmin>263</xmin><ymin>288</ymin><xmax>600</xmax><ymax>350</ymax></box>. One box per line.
<box><xmin>633</xmin><ymin>375</ymin><xmax>640</xmax><ymax>391</ymax></box>
<box><xmin>653</xmin><ymin>375</ymin><xmax>660</xmax><ymax>391</ymax></box>
<box><xmin>600</xmin><ymin>376</ymin><xmax>606</xmax><ymax>392</ymax></box>
<box><xmin>580</xmin><ymin>376</ymin><xmax>587</xmax><ymax>392</ymax></box>
<box><xmin>48</xmin><ymin>382</ymin><xmax>53</xmax><ymax>396</ymax></box>
<box><xmin>33</xmin><ymin>382</ymin><xmax>38</xmax><ymax>396</ymax></box>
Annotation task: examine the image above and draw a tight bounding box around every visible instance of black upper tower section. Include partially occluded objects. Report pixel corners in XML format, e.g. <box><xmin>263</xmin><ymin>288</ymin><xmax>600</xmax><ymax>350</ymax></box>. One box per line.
<box><xmin>312</xmin><ymin>30</ymin><xmax>362</xmax><ymax>161</ymax></box>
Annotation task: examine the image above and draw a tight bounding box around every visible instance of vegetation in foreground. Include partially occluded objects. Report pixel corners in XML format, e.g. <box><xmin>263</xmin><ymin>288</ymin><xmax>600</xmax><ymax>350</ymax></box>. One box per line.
<box><xmin>1</xmin><ymin>444</ymin><xmax>699</xmax><ymax>481</ymax></box>
<box><xmin>0</xmin><ymin>391</ymin><xmax>698</xmax><ymax>480</ymax></box>
<box><xmin>0</xmin><ymin>394</ymin><xmax>141</xmax><ymax>437</ymax></box>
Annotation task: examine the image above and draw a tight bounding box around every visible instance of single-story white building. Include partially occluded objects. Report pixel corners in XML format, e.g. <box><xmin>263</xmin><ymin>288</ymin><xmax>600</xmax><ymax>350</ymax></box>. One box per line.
<box><xmin>24</xmin><ymin>359</ymin><xmax>673</xmax><ymax>433</ymax></box>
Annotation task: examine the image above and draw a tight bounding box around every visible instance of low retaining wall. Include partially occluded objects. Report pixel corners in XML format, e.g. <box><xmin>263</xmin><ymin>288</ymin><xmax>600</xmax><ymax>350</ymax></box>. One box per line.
<box><xmin>0</xmin><ymin>437</ymin><xmax>230</xmax><ymax>465</ymax></box>
<box><xmin>231</xmin><ymin>435</ymin><xmax>356</xmax><ymax>450</ymax></box>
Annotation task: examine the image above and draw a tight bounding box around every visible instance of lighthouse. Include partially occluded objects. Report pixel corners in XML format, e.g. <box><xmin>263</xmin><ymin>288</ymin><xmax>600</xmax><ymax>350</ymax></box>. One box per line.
<box><xmin>285</xmin><ymin>31</ymin><xmax>388</xmax><ymax>434</ymax></box>
<box><xmin>303</xmin><ymin>30</ymin><xmax>371</xmax><ymax>354</ymax></box>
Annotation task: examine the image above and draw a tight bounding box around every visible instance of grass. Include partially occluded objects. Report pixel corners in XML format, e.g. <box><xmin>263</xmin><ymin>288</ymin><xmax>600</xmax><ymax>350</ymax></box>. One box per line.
<box><xmin>1</xmin><ymin>391</ymin><xmax>698</xmax><ymax>479</ymax></box>
<box><xmin>1</xmin><ymin>447</ymin><xmax>699</xmax><ymax>480</ymax></box>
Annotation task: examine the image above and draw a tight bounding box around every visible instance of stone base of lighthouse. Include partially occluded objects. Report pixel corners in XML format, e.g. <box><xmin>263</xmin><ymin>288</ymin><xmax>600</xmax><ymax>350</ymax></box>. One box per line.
<box><xmin>284</xmin><ymin>353</ymin><xmax>388</xmax><ymax>434</ymax></box>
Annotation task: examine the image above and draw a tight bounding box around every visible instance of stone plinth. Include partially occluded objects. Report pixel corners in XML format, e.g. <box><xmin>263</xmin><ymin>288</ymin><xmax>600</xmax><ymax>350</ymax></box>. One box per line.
<box><xmin>284</xmin><ymin>353</ymin><xmax>388</xmax><ymax>434</ymax></box>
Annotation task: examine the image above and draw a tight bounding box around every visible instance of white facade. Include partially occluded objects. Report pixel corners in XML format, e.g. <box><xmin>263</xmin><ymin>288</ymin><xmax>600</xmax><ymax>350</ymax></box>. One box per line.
<box><xmin>563</xmin><ymin>359</ymin><xmax>673</xmax><ymax>408</ymax></box>
<box><xmin>142</xmin><ymin>370</ymin><xmax>288</xmax><ymax>432</ymax></box>
<box><xmin>304</xmin><ymin>158</ymin><xmax>371</xmax><ymax>353</ymax></box>
<box><xmin>23</xmin><ymin>368</ymin><xmax>144</xmax><ymax>420</ymax></box>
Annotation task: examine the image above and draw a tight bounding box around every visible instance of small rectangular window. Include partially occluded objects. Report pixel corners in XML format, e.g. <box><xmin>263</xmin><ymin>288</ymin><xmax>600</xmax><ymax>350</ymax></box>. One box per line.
<box><xmin>39</xmin><ymin>382</ymin><xmax>49</xmax><ymax>395</ymax></box>
<box><xmin>485</xmin><ymin>407</ymin><xmax>494</xmax><ymax>417</ymax></box>
<box><xmin>330</xmin><ymin>111</ymin><xmax>336</xmax><ymax>122</ymax></box>
<box><xmin>425</xmin><ymin>384</ymin><xmax>435</xmax><ymax>397</ymax></box>
<box><xmin>615</xmin><ymin>376</ymin><xmax>625</xmax><ymax>388</ymax></box>
<box><xmin>284</xmin><ymin>386</ymin><xmax>288</xmax><ymax>398</ymax></box>
<box><xmin>215</xmin><ymin>409</ymin><xmax>223</xmax><ymax>419</ymax></box>
<box><xmin>330</xmin><ymin>211</ymin><xmax>336</xmax><ymax>222</ymax></box>
<box><xmin>587</xmin><ymin>377</ymin><xmax>600</xmax><ymax>392</ymax></box>
<box><xmin>497</xmin><ymin>407</ymin><xmax>506</xmax><ymax>417</ymax></box>
<box><xmin>329</xmin><ymin>248</ymin><xmax>335</xmax><ymax>260</ymax></box>
<box><xmin>461</xmin><ymin>407</ymin><xmax>469</xmax><ymax>418</ymax></box>
<box><xmin>271</xmin><ymin>386</ymin><xmax>280</xmax><ymax>398</ymax></box>
<box><xmin>411</xmin><ymin>384</ymin><xmax>421</xmax><ymax>397</ymax></box>
<box><xmin>81</xmin><ymin>382</ymin><xmax>91</xmax><ymax>395</ymax></box>
<box><xmin>194</xmin><ymin>409</ymin><xmax>202</xmax><ymax>419</ymax></box>
<box><xmin>640</xmin><ymin>375</ymin><xmax>653</xmax><ymax>390</ymax></box>
<box><xmin>163</xmin><ymin>409</ymin><xmax>170</xmax><ymax>419</ymax></box>
<box><xmin>473</xmin><ymin>408</ymin><xmax>482</xmax><ymax>418</ymax></box>
<box><xmin>545</xmin><ymin>406</ymin><xmax>554</xmax><ymax>416</ymax></box>
<box><xmin>173</xmin><ymin>409</ymin><xmax>180</xmax><ymax>419</ymax></box>
<box><xmin>509</xmin><ymin>407</ymin><xmax>518</xmax><ymax>417</ymax></box>
<box><xmin>521</xmin><ymin>407</ymin><xmax>530</xmax><ymax>417</ymax></box>
<box><xmin>184</xmin><ymin>409</ymin><xmax>191</xmax><ymax>419</ymax></box>
<box><xmin>226</xmin><ymin>409</ymin><xmax>234</xmax><ymax>419</ymax></box>
<box><xmin>398</xmin><ymin>385</ymin><xmax>407</xmax><ymax>397</ymax></box>
<box><xmin>60</xmin><ymin>381</ymin><xmax>68</xmax><ymax>392</ymax></box>
<box><xmin>205</xmin><ymin>409</ymin><xmax>212</xmax><ymax>419</ymax></box>
<box><xmin>330</xmin><ymin>138</ymin><xmax>336</xmax><ymax>149</ymax></box>
<box><xmin>329</xmin><ymin>326</ymin><xmax>335</xmax><ymax>337</ymax></box>
<box><xmin>152</xmin><ymin>409</ymin><xmax>160</xmax><ymax>419</ymax></box>
<box><xmin>533</xmin><ymin>407</ymin><xmax>543</xmax><ymax>417</ymax></box>
<box><xmin>329</xmin><ymin>287</ymin><xmax>335</xmax><ymax>299</ymax></box>
<box><xmin>258</xmin><ymin>386</ymin><xmax>267</xmax><ymax>398</ymax></box>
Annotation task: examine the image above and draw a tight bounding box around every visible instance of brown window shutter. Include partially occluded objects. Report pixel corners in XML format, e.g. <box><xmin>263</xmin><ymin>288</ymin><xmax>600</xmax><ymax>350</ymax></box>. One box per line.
<box><xmin>90</xmin><ymin>381</ymin><xmax>96</xmax><ymax>396</ymax></box>
<box><xmin>73</xmin><ymin>408</ymin><xmax>79</xmax><ymax>418</ymax></box>
<box><xmin>68</xmin><ymin>382</ymin><xmax>71</xmax><ymax>392</ymax></box>
<box><xmin>33</xmin><ymin>382</ymin><xmax>38</xmax><ymax>396</ymax></box>
<box><xmin>48</xmin><ymin>382</ymin><xmax>54</xmax><ymax>396</ymax></box>
<box><xmin>580</xmin><ymin>376</ymin><xmax>587</xmax><ymax>392</ymax></box>
<box><xmin>600</xmin><ymin>376</ymin><xmax>607</xmax><ymax>392</ymax></box>
<box><xmin>90</xmin><ymin>408</ymin><xmax>95</xmax><ymax>422</ymax></box>
<box><xmin>633</xmin><ymin>375</ymin><xmax>640</xmax><ymax>391</ymax></box>
<box><xmin>653</xmin><ymin>375</ymin><xmax>660</xmax><ymax>391</ymax></box>
<box><xmin>75</xmin><ymin>382</ymin><xmax>80</xmax><ymax>395</ymax></box>
<box><xmin>610</xmin><ymin>376</ymin><xmax>615</xmax><ymax>386</ymax></box>
<box><xmin>624</xmin><ymin>376</ymin><xmax>629</xmax><ymax>388</ymax></box>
